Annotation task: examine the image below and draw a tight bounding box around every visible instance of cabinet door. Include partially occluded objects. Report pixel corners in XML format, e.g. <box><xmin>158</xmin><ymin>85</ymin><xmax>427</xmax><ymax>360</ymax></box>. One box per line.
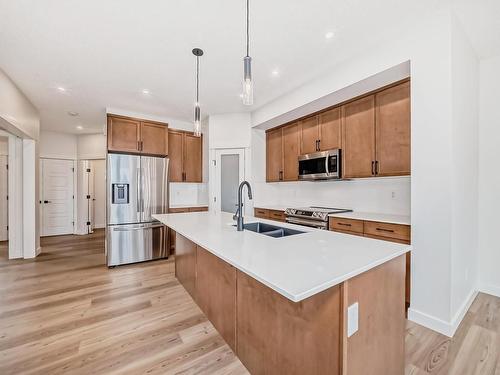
<box><xmin>266</xmin><ymin>128</ymin><xmax>283</xmax><ymax>182</ymax></box>
<box><xmin>282</xmin><ymin>123</ymin><xmax>300</xmax><ymax>181</ymax></box>
<box><xmin>300</xmin><ymin>116</ymin><xmax>319</xmax><ymax>154</ymax></box>
<box><xmin>175</xmin><ymin>234</ymin><xmax>197</xmax><ymax>301</ymax></box>
<box><xmin>140</xmin><ymin>122</ymin><xmax>168</xmax><ymax>156</ymax></box>
<box><xmin>183</xmin><ymin>133</ymin><xmax>202</xmax><ymax>182</ymax></box>
<box><xmin>107</xmin><ymin>116</ymin><xmax>140</xmax><ymax>153</ymax></box>
<box><xmin>168</xmin><ymin>130</ymin><xmax>184</xmax><ymax>182</ymax></box>
<box><xmin>319</xmin><ymin>107</ymin><xmax>341</xmax><ymax>151</ymax></box>
<box><xmin>342</xmin><ymin>96</ymin><xmax>376</xmax><ymax>178</ymax></box>
<box><xmin>196</xmin><ymin>246</ymin><xmax>237</xmax><ymax>351</ymax></box>
<box><xmin>375</xmin><ymin>81</ymin><xmax>411</xmax><ymax>176</ymax></box>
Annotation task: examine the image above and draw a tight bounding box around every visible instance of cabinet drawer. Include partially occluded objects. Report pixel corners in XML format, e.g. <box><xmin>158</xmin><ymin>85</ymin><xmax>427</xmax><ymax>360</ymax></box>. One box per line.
<box><xmin>254</xmin><ymin>208</ymin><xmax>269</xmax><ymax>219</ymax></box>
<box><xmin>269</xmin><ymin>210</ymin><xmax>286</xmax><ymax>222</ymax></box>
<box><xmin>169</xmin><ymin>208</ymin><xmax>190</xmax><ymax>213</ymax></box>
<box><xmin>364</xmin><ymin>221</ymin><xmax>410</xmax><ymax>242</ymax></box>
<box><xmin>329</xmin><ymin>217</ymin><xmax>364</xmax><ymax>234</ymax></box>
<box><xmin>189</xmin><ymin>206</ymin><xmax>208</xmax><ymax>212</ymax></box>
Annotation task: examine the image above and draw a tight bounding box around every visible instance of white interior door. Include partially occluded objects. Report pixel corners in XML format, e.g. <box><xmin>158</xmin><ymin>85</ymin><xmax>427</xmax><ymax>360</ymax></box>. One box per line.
<box><xmin>214</xmin><ymin>149</ymin><xmax>245</xmax><ymax>214</ymax></box>
<box><xmin>40</xmin><ymin>159</ymin><xmax>75</xmax><ymax>236</ymax></box>
<box><xmin>91</xmin><ymin>159</ymin><xmax>106</xmax><ymax>229</ymax></box>
<box><xmin>0</xmin><ymin>155</ymin><xmax>8</xmax><ymax>241</ymax></box>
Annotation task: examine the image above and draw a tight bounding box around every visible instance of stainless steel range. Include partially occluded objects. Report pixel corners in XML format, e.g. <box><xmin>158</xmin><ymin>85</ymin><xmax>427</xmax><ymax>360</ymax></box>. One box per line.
<box><xmin>285</xmin><ymin>206</ymin><xmax>352</xmax><ymax>229</ymax></box>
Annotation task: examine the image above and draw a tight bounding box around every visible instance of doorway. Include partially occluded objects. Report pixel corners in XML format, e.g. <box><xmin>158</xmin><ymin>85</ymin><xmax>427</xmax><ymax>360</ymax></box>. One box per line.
<box><xmin>0</xmin><ymin>136</ymin><xmax>8</xmax><ymax>244</ymax></box>
<box><xmin>77</xmin><ymin>159</ymin><xmax>106</xmax><ymax>234</ymax></box>
<box><xmin>40</xmin><ymin>158</ymin><xmax>75</xmax><ymax>236</ymax></box>
<box><xmin>214</xmin><ymin>149</ymin><xmax>245</xmax><ymax>214</ymax></box>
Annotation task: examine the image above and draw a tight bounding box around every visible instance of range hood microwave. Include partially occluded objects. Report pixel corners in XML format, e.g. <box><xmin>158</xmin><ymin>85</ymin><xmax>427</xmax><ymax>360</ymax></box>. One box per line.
<box><xmin>298</xmin><ymin>149</ymin><xmax>341</xmax><ymax>181</ymax></box>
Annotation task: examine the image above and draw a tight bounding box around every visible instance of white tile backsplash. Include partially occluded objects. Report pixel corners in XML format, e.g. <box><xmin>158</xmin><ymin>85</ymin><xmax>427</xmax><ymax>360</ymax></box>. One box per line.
<box><xmin>169</xmin><ymin>183</ymin><xmax>209</xmax><ymax>207</ymax></box>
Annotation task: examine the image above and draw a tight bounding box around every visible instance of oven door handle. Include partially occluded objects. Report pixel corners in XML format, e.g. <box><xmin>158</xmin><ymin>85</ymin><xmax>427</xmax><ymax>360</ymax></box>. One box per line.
<box><xmin>286</xmin><ymin>217</ymin><xmax>327</xmax><ymax>229</ymax></box>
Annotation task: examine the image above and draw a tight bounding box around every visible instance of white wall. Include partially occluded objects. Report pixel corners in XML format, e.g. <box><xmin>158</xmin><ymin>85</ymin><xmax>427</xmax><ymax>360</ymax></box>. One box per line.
<box><xmin>77</xmin><ymin>133</ymin><xmax>106</xmax><ymax>160</ymax></box>
<box><xmin>250</xmin><ymin>10</ymin><xmax>474</xmax><ymax>336</ymax></box>
<box><xmin>39</xmin><ymin>131</ymin><xmax>77</xmax><ymax>159</ymax></box>
<box><xmin>449</xmin><ymin>15</ymin><xmax>480</xmax><ymax>321</ymax></box>
<box><xmin>478</xmin><ymin>55</ymin><xmax>500</xmax><ymax>297</ymax></box>
<box><xmin>0</xmin><ymin>137</ymin><xmax>7</xmax><ymax>156</ymax></box>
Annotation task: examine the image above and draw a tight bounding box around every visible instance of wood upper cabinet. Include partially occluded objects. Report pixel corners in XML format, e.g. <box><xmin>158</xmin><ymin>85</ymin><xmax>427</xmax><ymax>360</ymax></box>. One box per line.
<box><xmin>282</xmin><ymin>123</ymin><xmax>299</xmax><ymax>181</ymax></box>
<box><xmin>141</xmin><ymin>121</ymin><xmax>169</xmax><ymax>156</ymax></box>
<box><xmin>266</xmin><ymin>127</ymin><xmax>283</xmax><ymax>182</ymax></box>
<box><xmin>107</xmin><ymin>115</ymin><xmax>168</xmax><ymax>156</ymax></box>
<box><xmin>107</xmin><ymin>116</ymin><xmax>141</xmax><ymax>153</ymax></box>
<box><xmin>342</xmin><ymin>95</ymin><xmax>376</xmax><ymax>178</ymax></box>
<box><xmin>184</xmin><ymin>133</ymin><xmax>202</xmax><ymax>182</ymax></box>
<box><xmin>168</xmin><ymin>129</ymin><xmax>203</xmax><ymax>183</ymax></box>
<box><xmin>375</xmin><ymin>81</ymin><xmax>411</xmax><ymax>176</ymax></box>
<box><xmin>319</xmin><ymin>107</ymin><xmax>342</xmax><ymax>151</ymax></box>
<box><xmin>299</xmin><ymin>116</ymin><xmax>319</xmax><ymax>154</ymax></box>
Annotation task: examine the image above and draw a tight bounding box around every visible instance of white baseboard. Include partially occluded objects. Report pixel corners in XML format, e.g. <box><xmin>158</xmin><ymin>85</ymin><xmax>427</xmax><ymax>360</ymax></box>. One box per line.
<box><xmin>478</xmin><ymin>283</ymin><xmax>500</xmax><ymax>298</ymax></box>
<box><xmin>408</xmin><ymin>288</ymin><xmax>478</xmax><ymax>337</ymax></box>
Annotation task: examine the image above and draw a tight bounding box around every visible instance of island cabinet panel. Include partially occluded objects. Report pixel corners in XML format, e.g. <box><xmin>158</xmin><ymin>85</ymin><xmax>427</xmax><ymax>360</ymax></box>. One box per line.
<box><xmin>319</xmin><ymin>107</ymin><xmax>342</xmax><ymax>151</ymax></box>
<box><xmin>375</xmin><ymin>81</ymin><xmax>411</xmax><ymax>176</ymax></box>
<box><xmin>266</xmin><ymin>127</ymin><xmax>283</xmax><ymax>182</ymax></box>
<box><xmin>344</xmin><ymin>255</ymin><xmax>406</xmax><ymax>375</ymax></box>
<box><xmin>329</xmin><ymin>217</ymin><xmax>364</xmax><ymax>235</ymax></box>
<box><xmin>282</xmin><ymin>123</ymin><xmax>300</xmax><ymax>181</ymax></box>
<box><xmin>342</xmin><ymin>95</ymin><xmax>376</xmax><ymax>178</ymax></box>
<box><xmin>236</xmin><ymin>270</ymin><xmax>341</xmax><ymax>375</ymax></box>
<box><xmin>174</xmin><ymin>234</ymin><xmax>197</xmax><ymax>301</ymax></box>
<box><xmin>195</xmin><ymin>246</ymin><xmax>237</xmax><ymax>351</ymax></box>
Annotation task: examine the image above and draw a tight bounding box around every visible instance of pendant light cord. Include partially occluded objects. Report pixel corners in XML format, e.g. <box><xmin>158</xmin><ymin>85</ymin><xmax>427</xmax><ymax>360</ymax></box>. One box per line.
<box><xmin>196</xmin><ymin>56</ymin><xmax>199</xmax><ymax>103</ymax></box>
<box><xmin>246</xmin><ymin>0</ymin><xmax>249</xmax><ymax>57</ymax></box>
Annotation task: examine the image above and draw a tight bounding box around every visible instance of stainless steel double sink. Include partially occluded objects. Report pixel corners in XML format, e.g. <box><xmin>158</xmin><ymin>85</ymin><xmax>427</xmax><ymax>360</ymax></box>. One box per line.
<box><xmin>235</xmin><ymin>222</ymin><xmax>305</xmax><ymax>238</ymax></box>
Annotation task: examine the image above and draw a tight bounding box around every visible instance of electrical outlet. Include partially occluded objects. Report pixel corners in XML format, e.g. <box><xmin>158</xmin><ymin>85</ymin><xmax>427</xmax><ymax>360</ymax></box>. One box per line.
<box><xmin>391</xmin><ymin>191</ymin><xmax>396</xmax><ymax>199</ymax></box>
<box><xmin>347</xmin><ymin>302</ymin><xmax>359</xmax><ymax>337</ymax></box>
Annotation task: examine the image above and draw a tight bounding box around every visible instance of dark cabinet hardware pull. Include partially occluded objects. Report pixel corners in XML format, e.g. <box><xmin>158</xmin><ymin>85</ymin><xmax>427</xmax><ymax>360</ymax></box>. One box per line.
<box><xmin>338</xmin><ymin>223</ymin><xmax>352</xmax><ymax>227</ymax></box>
<box><xmin>371</xmin><ymin>161</ymin><xmax>375</xmax><ymax>175</ymax></box>
<box><xmin>318</xmin><ymin>139</ymin><xmax>321</xmax><ymax>151</ymax></box>
<box><xmin>375</xmin><ymin>160</ymin><xmax>379</xmax><ymax>175</ymax></box>
<box><xmin>376</xmin><ymin>227</ymin><xmax>395</xmax><ymax>233</ymax></box>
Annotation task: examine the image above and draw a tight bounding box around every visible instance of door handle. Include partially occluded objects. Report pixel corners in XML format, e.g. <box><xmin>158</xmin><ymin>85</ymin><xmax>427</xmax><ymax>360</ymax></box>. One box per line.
<box><xmin>44</xmin><ymin>200</ymin><xmax>51</xmax><ymax>204</ymax></box>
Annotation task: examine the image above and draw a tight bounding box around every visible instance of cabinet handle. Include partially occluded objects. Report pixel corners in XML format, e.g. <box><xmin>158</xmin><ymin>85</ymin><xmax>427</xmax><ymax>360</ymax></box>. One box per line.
<box><xmin>317</xmin><ymin>139</ymin><xmax>321</xmax><ymax>151</ymax></box>
<box><xmin>279</xmin><ymin>171</ymin><xmax>283</xmax><ymax>181</ymax></box>
<box><xmin>376</xmin><ymin>227</ymin><xmax>395</xmax><ymax>233</ymax></box>
<box><xmin>371</xmin><ymin>161</ymin><xmax>375</xmax><ymax>175</ymax></box>
<box><xmin>338</xmin><ymin>222</ymin><xmax>352</xmax><ymax>227</ymax></box>
<box><xmin>137</xmin><ymin>141</ymin><xmax>141</xmax><ymax>151</ymax></box>
<box><xmin>375</xmin><ymin>161</ymin><xmax>379</xmax><ymax>175</ymax></box>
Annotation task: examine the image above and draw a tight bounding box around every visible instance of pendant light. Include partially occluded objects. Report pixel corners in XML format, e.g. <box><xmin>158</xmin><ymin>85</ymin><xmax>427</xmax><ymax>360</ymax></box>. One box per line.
<box><xmin>242</xmin><ymin>0</ymin><xmax>253</xmax><ymax>105</ymax></box>
<box><xmin>192</xmin><ymin>48</ymin><xmax>203</xmax><ymax>137</ymax></box>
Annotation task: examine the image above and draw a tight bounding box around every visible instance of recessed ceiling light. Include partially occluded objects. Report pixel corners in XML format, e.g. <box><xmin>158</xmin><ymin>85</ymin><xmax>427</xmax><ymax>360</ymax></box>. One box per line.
<box><xmin>57</xmin><ymin>86</ymin><xmax>66</xmax><ymax>92</ymax></box>
<box><xmin>68</xmin><ymin>111</ymin><xmax>79</xmax><ymax>117</ymax></box>
<box><xmin>142</xmin><ymin>89</ymin><xmax>151</xmax><ymax>95</ymax></box>
<box><xmin>325</xmin><ymin>31</ymin><xmax>335</xmax><ymax>39</ymax></box>
<box><xmin>271</xmin><ymin>69</ymin><xmax>280</xmax><ymax>77</ymax></box>
<box><xmin>76</xmin><ymin>125</ymin><xmax>83</xmax><ymax>130</ymax></box>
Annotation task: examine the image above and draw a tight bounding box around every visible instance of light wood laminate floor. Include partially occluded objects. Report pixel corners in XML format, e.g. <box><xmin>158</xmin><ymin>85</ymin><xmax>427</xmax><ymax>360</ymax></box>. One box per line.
<box><xmin>0</xmin><ymin>233</ymin><xmax>499</xmax><ymax>374</ymax></box>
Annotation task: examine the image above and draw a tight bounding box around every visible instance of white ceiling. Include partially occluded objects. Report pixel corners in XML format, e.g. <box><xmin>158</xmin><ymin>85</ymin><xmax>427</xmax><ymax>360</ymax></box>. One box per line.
<box><xmin>0</xmin><ymin>0</ymin><xmax>497</xmax><ymax>134</ymax></box>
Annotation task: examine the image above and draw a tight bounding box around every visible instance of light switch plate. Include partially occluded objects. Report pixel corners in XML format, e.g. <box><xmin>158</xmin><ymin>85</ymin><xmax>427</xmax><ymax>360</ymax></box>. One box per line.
<box><xmin>347</xmin><ymin>302</ymin><xmax>359</xmax><ymax>337</ymax></box>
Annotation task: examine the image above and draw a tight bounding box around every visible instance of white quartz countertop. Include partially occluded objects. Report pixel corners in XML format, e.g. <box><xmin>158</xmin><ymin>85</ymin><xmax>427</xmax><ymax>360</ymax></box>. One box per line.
<box><xmin>328</xmin><ymin>211</ymin><xmax>411</xmax><ymax>225</ymax></box>
<box><xmin>154</xmin><ymin>212</ymin><xmax>411</xmax><ymax>302</ymax></box>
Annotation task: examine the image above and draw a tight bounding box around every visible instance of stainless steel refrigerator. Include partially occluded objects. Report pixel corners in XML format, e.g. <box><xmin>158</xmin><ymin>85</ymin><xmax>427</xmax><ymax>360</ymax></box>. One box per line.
<box><xmin>106</xmin><ymin>153</ymin><xmax>169</xmax><ymax>266</ymax></box>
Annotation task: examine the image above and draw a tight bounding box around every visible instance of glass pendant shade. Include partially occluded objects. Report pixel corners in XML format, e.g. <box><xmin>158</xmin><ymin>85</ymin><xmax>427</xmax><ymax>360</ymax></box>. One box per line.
<box><xmin>194</xmin><ymin>103</ymin><xmax>201</xmax><ymax>137</ymax></box>
<box><xmin>242</xmin><ymin>55</ymin><xmax>253</xmax><ymax>105</ymax></box>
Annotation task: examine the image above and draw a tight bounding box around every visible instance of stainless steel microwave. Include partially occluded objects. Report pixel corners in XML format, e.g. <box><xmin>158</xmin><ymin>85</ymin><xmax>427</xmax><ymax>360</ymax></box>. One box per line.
<box><xmin>298</xmin><ymin>149</ymin><xmax>341</xmax><ymax>180</ymax></box>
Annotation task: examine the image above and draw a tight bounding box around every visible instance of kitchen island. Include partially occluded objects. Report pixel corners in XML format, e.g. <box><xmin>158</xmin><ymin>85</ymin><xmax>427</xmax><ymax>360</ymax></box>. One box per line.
<box><xmin>154</xmin><ymin>211</ymin><xmax>411</xmax><ymax>375</ymax></box>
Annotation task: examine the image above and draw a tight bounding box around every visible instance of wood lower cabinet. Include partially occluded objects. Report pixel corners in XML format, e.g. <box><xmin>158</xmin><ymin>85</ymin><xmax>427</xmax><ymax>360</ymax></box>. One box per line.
<box><xmin>174</xmin><ymin>232</ymin><xmax>406</xmax><ymax>375</ymax></box>
<box><xmin>168</xmin><ymin>206</ymin><xmax>208</xmax><ymax>253</ymax></box>
<box><xmin>330</xmin><ymin>217</ymin><xmax>411</xmax><ymax>307</ymax></box>
<box><xmin>375</xmin><ymin>81</ymin><xmax>411</xmax><ymax>176</ymax></box>
<box><xmin>107</xmin><ymin>115</ymin><xmax>168</xmax><ymax>156</ymax></box>
<box><xmin>254</xmin><ymin>208</ymin><xmax>285</xmax><ymax>222</ymax></box>
<box><xmin>266</xmin><ymin>127</ymin><xmax>283</xmax><ymax>182</ymax></box>
<box><xmin>168</xmin><ymin>129</ymin><xmax>203</xmax><ymax>183</ymax></box>
<box><xmin>236</xmin><ymin>270</ymin><xmax>341</xmax><ymax>375</ymax></box>
<box><xmin>196</xmin><ymin>247</ymin><xmax>237</xmax><ymax>351</ymax></box>
<box><xmin>342</xmin><ymin>95</ymin><xmax>376</xmax><ymax>178</ymax></box>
